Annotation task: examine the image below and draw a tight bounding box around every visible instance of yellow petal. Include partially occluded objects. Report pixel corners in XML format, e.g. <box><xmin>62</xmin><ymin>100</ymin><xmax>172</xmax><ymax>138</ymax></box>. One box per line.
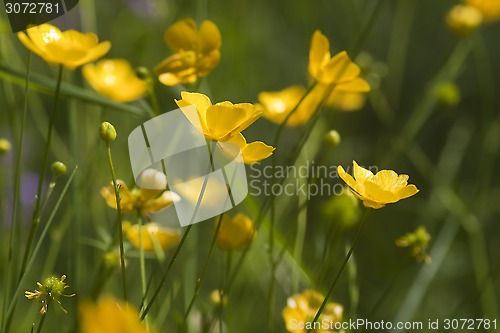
<box><xmin>242</xmin><ymin>141</ymin><xmax>275</xmax><ymax>164</ymax></box>
<box><xmin>363</xmin><ymin>180</ymin><xmax>399</xmax><ymax>204</ymax></box>
<box><xmin>319</xmin><ymin>51</ymin><xmax>361</xmax><ymax>84</ymax></box>
<box><xmin>337</xmin><ymin>165</ymin><xmax>358</xmax><ymax>191</ymax></box>
<box><xmin>352</xmin><ymin>161</ymin><xmax>373</xmax><ymax>183</ymax></box>
<box><xmin>216</xmin><ymin>213</ymin><xmax>256</xmax><ymax>251</ymax></box>
<box><xmin>205</xmin><ymin>104</ymin><xmax>247</xmax><ymax>141</ymax></box>
<box><xmin>232</xmin><ymin>103</ymin><xmax>263</xmax><ymax>133</ymax></box>
<box><xmin>17</xmin><ymin>32</ymin><xmax>45</xmax><ymax>59</ymax></box>
<box><xmin>225</xmin><ymin>132</ymin><xmax>247</xmax><ymax>149</ymax></box>
<box><xmin>396</xmin><ymin>184</ymin><xmax>419</xmax><ymax>200</ymax></box>
<box><xmin>199</xmin><ymin>20</ymin><xmax>221</xmax><ymax>54</ymax></box>
<box><xmin>142</xmin><ymin>191</ymin><xmax>179</xmax><ymax>213</ymax></box>
<box><xmin>164</xmin><ymin>18</ymin><xmax>199</xmax><ymax>51</ymax></box>
<box><xmin>335</xmin><ymin>77</ymin><xmax>371</xmax><ymax>92</ymax></box>
<box><xmin>308</xmin><ymin>30</ymin><xmax>331</xmax><ymax>80</ymax></box>
<box><xmin>126</xmin><ymin>223</ymin><xmax>180</xmax><ymax>252</ymax></box>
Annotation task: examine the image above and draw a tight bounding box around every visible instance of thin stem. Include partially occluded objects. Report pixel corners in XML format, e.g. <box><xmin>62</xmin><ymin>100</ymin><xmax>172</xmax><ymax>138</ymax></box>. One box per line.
<box><xmin>19</xmin><ymin>64</ymin><xmax>64</xmax><ymax>280</ymax></box>
<box><xmin>137</xmin><ymin>215</ymin><xmax>149</xmax><ymax>329</ymax></box>
<box><xmin>106</xmin><ymin>143</ymin><xmax>128</xmax><ymax>301</ymax></box>
<box><xmin>140</xmin><ymin>224</ymin><xmax>193</xmax><ymax>320</ymax></box>
<box><xmin>306</xmin><ymin>209</ymin><xmax>371</xmax><ymax>333</ymax></box>
<box><xmin>35</xmin><ymin>314</ymin><xmax>46</xmax><ymax>333</ymax></box>
<box><xmin>2</xmin><ymin>50</ymin><xmax>32</xmax><ymax>332</ymax></box>
<box><xmin>147</xmin><ymin>82</ymin><xmax>161</xmax><ymax>116</ymax></box>
<box><xmin>183</xmin><ymin>214</ymin><xmax>224</xmax><ymax>324</ymax></box>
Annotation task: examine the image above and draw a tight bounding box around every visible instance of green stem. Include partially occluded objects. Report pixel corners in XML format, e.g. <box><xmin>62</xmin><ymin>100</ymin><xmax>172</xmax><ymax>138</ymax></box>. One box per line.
<box><xmin>106</xmin><ymin>143</ymin><xmax>128</xmax><ymax>301</ymax></box>
<box><xmin>182</xmin><ymin>214</ymin><xmax>224</xmax><ymax>325</ymax></box>
<box><xmin>147</xmin><ymin>82</ymin><xmax>161</xmax><ymax>116</ymax></box>
<box><xmin>306</xmin><ymin>209</ymin><xmax>371</xmax><ymax>333</ymax></box>
<box><xmin>35</xmin><ymin>313</ymin><xmax>46</xmax><ymax>333</ymax></box>
<box><xmin>1</xmin><ymin>50</ymin><xmax>32</xmax><ymax>333</ymax></box>
<box><xmin>137</xmin><ymin>215</ymin><xmax>149</xmax><ymax>329</ymax></box>
<box><xmin>19</xmin><ymin>64</ymin><xmax>64</xmax><ymax>280</ymax></box>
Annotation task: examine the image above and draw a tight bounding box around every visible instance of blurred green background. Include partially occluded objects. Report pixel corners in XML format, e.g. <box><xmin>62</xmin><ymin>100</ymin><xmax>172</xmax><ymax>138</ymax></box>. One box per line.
<box><xmin>1</xmin><ymin>0</ymin><xmax>500</xmax><ymax>332</ymax></box>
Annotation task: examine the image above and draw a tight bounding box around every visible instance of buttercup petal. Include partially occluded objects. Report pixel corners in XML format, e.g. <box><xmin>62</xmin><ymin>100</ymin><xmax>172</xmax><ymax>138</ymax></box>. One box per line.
<box><xmin>335</xmin><ymin>77</ymin><xmax>371</xmax><ymax>93</ymax></box>
<box><xmin>308</xmin><ymin>30</ymin><xmax>331</xmax><ymax>80</ymax></box>
<box><xmin>242</xmin><ymin>141</ymin><xmax>275</xmax><ymax>164</ymax></box>
<box><xmin>164</xmin><ymin>18</ymin><xmax>199</xmax><ymax>51</ymax></box>
<box><xmin>396</xmin><ymin>184</ymin><xmax>419</xmax><ymax>200</ymax></box>
<box><xmin>337</xmin><ymin>165</ymin><xmax>358</xmax><ymax>190</ymax></box>
<box><xmin>352</xmin><ymin>161</ymin><xmax>373</xmax><ymax>183</ymax></box>
<box><xmin>319</xmin><ymin>51</ymin><xmax>361</xmax><ymax>84</ymax></box>
<box><xmin>199</xmin><ymin>20</ymin><xmax>222</xmax><ymax>54</ymax></box>
<box><xmin>206</xmin><ymin>104</ymin><xmax>247</xmax><ymax>141</ymax></box>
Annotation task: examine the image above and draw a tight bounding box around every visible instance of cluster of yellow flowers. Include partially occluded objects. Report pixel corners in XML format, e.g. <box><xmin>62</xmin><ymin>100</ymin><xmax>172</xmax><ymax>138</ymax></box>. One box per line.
<box><xmin>15</xmin><ymin>14</ymin><xmax>425</xmax><ymax>333</ymax></box>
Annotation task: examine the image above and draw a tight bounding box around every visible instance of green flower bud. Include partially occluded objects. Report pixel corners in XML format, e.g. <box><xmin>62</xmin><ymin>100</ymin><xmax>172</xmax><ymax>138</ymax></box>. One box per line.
<box><xmin>0</xmin><ymin>138</ymin><xmax>12</xmax><ymax>155</ymax></box>
<box><xmin>321</xmin><ymin>189</ymin><xmax>359</xmax><ymax>228</ymax></box>
<box><xmin>436</xmin><ymin>82</ymin><xmax>461</xmax><ymax>107</ymax></box>
<box><xmin>135</xmin><ymin>66</ymin><xmax>152</xmax><ymax>81</ymax></box>
<box><xmin>51</xmin><ymin>161</ymin><xmax>67</xmax><ymax>176</ymax></box>
<box><xmin>99</xmin><ymin>121</ymin><xmax>117</xmax><ymax>143</ymax></box>
<box><xmin>323</xmin><ymin>130</ymin><xmax>341</xmax><ymax>147</ymax></box>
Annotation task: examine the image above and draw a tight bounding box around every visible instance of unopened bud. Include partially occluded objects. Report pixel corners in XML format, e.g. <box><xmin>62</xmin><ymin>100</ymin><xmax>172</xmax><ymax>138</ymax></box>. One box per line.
<box><xmin>323</xmin><ymin>130</ymin><xmax>341</xmax><ymax>147</ymax></box>
<box><xmin>446</xmin><ymin>4</ymin><xmax>482</xmax><ymax>36</ymax></box>
<box><xmin>0</xmin><ymin>138</ymin><xmax>11</xmax><ymax>155</ymax></box>
<box><xmin>436</xmin><ymin>82</ymin><xmax>461</xmax><ymax>106</ymax></box>
<box><xmin>99</xmin><ymin>122</ymin><xmax>117</xmax><ymax>143</ymax></box>
<box><xmin>51</xmin><ymin>161</ymin><xmax>67</xmax><ymax>176</ymax></box>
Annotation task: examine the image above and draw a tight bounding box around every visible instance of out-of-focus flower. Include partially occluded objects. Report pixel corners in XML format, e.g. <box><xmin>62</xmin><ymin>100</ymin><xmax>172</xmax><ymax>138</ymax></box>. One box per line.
<box><xmin>282</xmin><ymin>289</ymin><xmax>343</xmax><ymax>333</ymax></box>
<box><xmin>308</xmin><ymin>30</ymin><xmax>370</xmax><ymax>92</ymax></box>
<box><xmin>436</xmin><ymin>82</ymin><xmax>461</xmax><ymax>106</ymax></box>
<box><xmin>155</xmin><ymin>18</ymin><xmax>221</xmax><ymax>86</ymax></box>
<box><xmin>446</xmin><ymin>4</ymin><xmax>483</xmax><ymax>36</ymax></box>
<box><xmin>79</xmin><ymin>296</ymin><xmax>158</xmax><ymax>333</ymax></box>
<box><xmin>325</xmin><ymin>90</ymin><xmax>366</xmax><ymax>112</ymax></box>
<box><xmin>25</xmin><ymin>275</ymin><xmax>74</xmax><ymax>315</ymax></box>
<box><xmin>18</xmin><ymin>24</ymin><xmax>110</xmax><ymax>69</ymax></box>
<box><xmin>396</xmin><ymin>226</ymin><xmax>432</xmax><ymax>263</ymax></box>
<box><xmin>83</xmin><ymin>59</ymin><xmax>147</xmax><ymax>102</ymax></box>
<box><xmin>467</xmin><ymin>0</ymin><xmax>500</xmax><ymax>22</ymax></box>
<box><xmin>210</xmin><ymin>289</ymin><xmax>228</xmax><ymax>305</ymax></box>
<box><xmin>215</xmin><ymin>213</ymin><xmax>256</xmax><ymax>251</ymax></box>
<box><xmin>123</xmin><ymin>221</ymin><xmax>180</xmax><ymax>252</ymax></box>
<box><xmin>0</xmin><ymin>138</ymin><xmax>12</xmax><ymax>155</ymax></box>
<box><xmin>259</xmin><ymin>85</ymin><xmax>308</xmax><ymax>126</ymax></box>
<box><xmin>225</xmin><ymin>133</ymin><xmax>275</xmax><ymax>164</ymax></box>
<box><xmin>100</xmin><ymin>169</ymin><xmax>179</xmax><ymax>218</ymax></box>
<box><xmin>337</xmin><ymin>161</ymin><xmax>419</xmax><ymax>209</ymax></box>
<box><xmin>321</xmin><ymin>188</ymin><xmax>359</xmax><ymax>228</ymax></box>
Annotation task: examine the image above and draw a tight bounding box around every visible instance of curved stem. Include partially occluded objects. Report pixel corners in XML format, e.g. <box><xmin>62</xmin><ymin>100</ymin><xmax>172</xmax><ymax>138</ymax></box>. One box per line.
<box><xmin>306</xmin><ymin>209</ymin><xmax>371</xmax><ymax>333</ymax></box>
<box><xmin>106</xmin><ymin>143</ymin><xmax>128</xmax><ymax>301</ymax></box>
<box><xmin>137</xmin><ymin>215</ymin><xmax>149</xmax><ymax>329</ymax></box>
<box><xmin>19</xmin><ymin>64</ymin><xmax>64</xmax><ymax>280</ymax></box>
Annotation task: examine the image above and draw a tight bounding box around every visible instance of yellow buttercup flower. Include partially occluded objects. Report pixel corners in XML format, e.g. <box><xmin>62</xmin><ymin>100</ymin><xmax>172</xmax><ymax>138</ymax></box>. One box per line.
<box><xmin>226</xmin><ymin>133</ymin><xmax>275</xmax><ymax>164</ymax></box>
<box><xmin>79</xmin><ymin>296</ymin><xmax>159</xmax><ymax>333</ymax></box>
<box><xmin>176</xmin><ymin>91</ymin><xmax>274</xmax><ymax>163</ymax></box>
<box><xmin>124</xmin><ymin>222</ymin><xmax>180</xmax><ymax>252</ymax></box>
<box><xmin>100</xmin><ymin>175</ymin><xmax>179</xmax><ymax>218</ymax></box>
<box><xmin>83</xmin><ymin>59</ymin><xmax>147</xmax><ymax>102</ymax></box>
<box><xmin>17</xmin><ymin>24</ymin><xmax>110</xmax><ymax>69</ymax></box>
<box><xmin>446</xmin><ymin>4</ymin><xmax>483</xmax><ymax>36</ymax></box>
<box><xmin>176</xmin><ymin>91</ymin><xmax>261</xmax><ymax>141</ymax></box>
<box><xmin>216</xmin><ymin>213</ymin><xmax>256</xmax><ymax>251</ymax></box>
<box><xmin>282</xmin><ymin>289</ymin><xmax>343</xmax><ymax>333</ymax></box>
<box><xmin>467</xmin><ymin>0</ymin><xmax>500</xmax><ymax>22</ymax></box>
<box><xmin>337</xmin><ymin>161</ymin><xmax>419</xmax><ymax>209</ymax></box>
<box><xmin>308</xmin><ymin>30</ymin><xmax>370</xmax><ymax>92</ymax></box>
<box><xmin>25</xmin><ymin>275</ymin><xmax>74</xmax><ymax>315</ymax></box>
<box><xmin>155</xmin><ymin>18</ymin><xmax>221</xmax><ymax>86</ymax></box>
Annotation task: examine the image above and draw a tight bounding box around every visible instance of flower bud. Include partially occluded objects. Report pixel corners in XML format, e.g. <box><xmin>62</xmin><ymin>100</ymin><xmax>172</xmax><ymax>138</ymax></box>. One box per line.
<box><xmin>99</xmin><ymin>121</ymin><xmax>117</xmax><ymax>143</ymax></box>
<box><xmin>323</xmin><ymin>130</ymin><xmax>341</xmax><ymax>147</ymax></box>
<box><xmin>51</xmin><ymin>161</ymin><xmax>67</xmax><ymax>176</ymax></box>
<box><xmin>436</xmin><ymin>82</ymin><xmax>461</xmax><ymax>107</ymax></box>
<box><xmin>135</xmin><ymin>66</ymin><xmax>152</xmax><ymax>81</ymax></box>
<box><xmin>446</xmin><ymin>4</ymin><xmax>482</xmax><ymax>36</ymax></box>
<box><xmin>0</xmin><ymin>138</ymin><xmax>11</xmax><ymax>155</ymax></box>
